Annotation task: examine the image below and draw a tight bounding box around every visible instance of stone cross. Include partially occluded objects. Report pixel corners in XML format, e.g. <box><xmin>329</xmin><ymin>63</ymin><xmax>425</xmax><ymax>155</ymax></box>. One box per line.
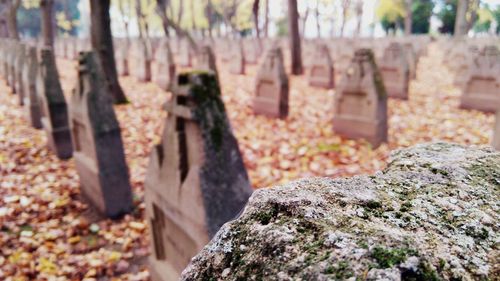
<box><xmin>378</xmin><ymin>42</ymin><xmax>410</xmax><ymax>99</ymax></box>
<box><xmin>153</xmin><ymin>39</ymin><xmax>176</xmax><ymax>91</ymax></box>
<box><xmin>36</xmin><ymin>47</ymin><xmax>73</xmax><ymax>159</ymax></box>
<box><xmin>308</xmin><ymin>43</ymin><xmax>334</xmax><ymax>89</ymax></box>
<box><xmin>253</xmin><ymin>46</ymin><xmax>289</xmax><ymax>118</ymax></box>
<box><xmin>145</xmin><ymin>71</ymin><xmax>252</xmax><ymax>281</ymax></box>
<box><xmin>70</xmin><ymin>51</ymin><xmax>133</xmax><ymax>218</ymax></box>
<box><xmin>333</xmin><ymin>49</ymin><xmax>388</xmax><ymax>148</ymax></box>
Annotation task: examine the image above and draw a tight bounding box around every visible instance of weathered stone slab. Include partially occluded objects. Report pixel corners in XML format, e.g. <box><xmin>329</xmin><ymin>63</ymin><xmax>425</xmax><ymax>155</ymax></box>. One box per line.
<box><xmin>145</xmin><ymin>71</ymin><xmax>252</xmax><ymax>281</ymax></box>
<box><xmin>132</xmin><ymin>40</ymin><xmax>152</xmax><ymax>82</ymax></box>
<box><xmin>460</xmin><ymin>46</ymin><xmax>500</xmax><ymax>113</ymax></box>
<box><xmin>70</xmin><ymin>51</ymin><xmax>133</xmax><ymax>218</ymax></box>
<box><xmin>253</xmin><ymin>47</ymin><xmax>289</xmax><ymax>118</ymax></box>
<box><xmin>333</xmin><ymin>49</ymin><xmax>388</xmax><ymax>148</ymax></box>
<box><xmin>115</xmin><ymin>42</ymin><xmax>129</xmax><ymax>76</ymax></box>
<box><xmin>22</xmin><ymin>45</ymin><xmax>42</xmax><ymax>129</ymax></box>
<box><xmin>36</xmin><ymin>47</ymin><xmax>73</xmax><ymax>159</ymax></box>
<box><xmin>178</xmin><ymin>40</ymin><xmax>193</xmax><ymax>67</ymax></box>
<box><xmin>403</xmin><ymin>43</ymin><xmax>417</xmax><ymax>80</ymax></box>
<box><xmin>7</xmin><ymin>41</ymin><xmax>18</xmax><ymax>92</ymax></box>
<box><xmin>244</xmin><ymin>40</ymin><xmax>261</xmax><ymax>65</ymax></box>
<box><xmin>196</xmin><ymin>45</ymin><xmax>218</xmax><ymax>80</ymax></box>
<box><xmin>308</xmin><ymin>44</ymin><xmax>334</xmax><ymax>89</ymax></box>
<box><xmin>229</xmin><ymin>41</ymin><xmax>245</xmax><ymax>75</ymax></box>
<box><xmin>182</xmin><ymin>142</ymin><xmax>500</xmax><ymax>281</ymax></box>
<box><xmin>153</xmin><ymin>39</ymin><xmax>176</xmax><ymax>90</ymax></box>
<box><xmin>378</xmin><ymin>42</ymin><xmax>409</xmax><ymax>99</ymax></box>
<box><xmin>15</xmin><ymin>43</ymin><xmax>26</xmax><ymax>105</ymax></box>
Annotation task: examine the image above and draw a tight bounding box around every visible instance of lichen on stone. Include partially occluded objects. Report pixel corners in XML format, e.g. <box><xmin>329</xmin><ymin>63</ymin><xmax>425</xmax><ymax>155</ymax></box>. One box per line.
<box><xmin>181</xmin><ymin>143</ymin><xmax>499</xmax><ymax>280</ymax></box>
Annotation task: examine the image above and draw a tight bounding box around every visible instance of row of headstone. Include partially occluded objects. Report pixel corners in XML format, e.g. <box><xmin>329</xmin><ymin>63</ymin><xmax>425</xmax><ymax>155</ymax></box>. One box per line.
<box><xmin>0</xmin><ymin>39</ymin><xmax>133</xmax><ymax>219</ymax></box>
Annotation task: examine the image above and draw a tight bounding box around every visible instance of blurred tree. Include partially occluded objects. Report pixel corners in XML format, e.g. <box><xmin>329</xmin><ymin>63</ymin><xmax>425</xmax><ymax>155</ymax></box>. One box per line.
<box><xmin>473</xmin><ymin>4</ymin><xmax>493</xmax><ymax>33</ymax></box>
<box><xmin>376</xmin><ymin>0</ymin><xmax>405</xmax><ymax>34</ymax></box>
<box><xmin>437</xmin><ymin>0</ymin><xmax>457</xmax><ymax>34</ymax></box>
<box><xmin>412</xmin><ymin>0</ymin><xmax>434</xmax><ymax>34</ymax></box>
<box><xmin>339</xmin><ymin>0</ymin><xmax>351</xmax><ymax>37</ymax></box>
<box><xmin>454</xmin><ymin>0</ymin><xmax>479</xmax><ymax>36</ymax></box>
<box><xmin>493</xmin><ymin>6</ymin><xmax>500</xmax><ymax>34</ymax></box>
<box><xmin>404</xmin><ymin>0</ymin><xmax>412</xmax><ymax>34</ymax></box>
<box><xmin>40</xmin><ymin>0</ymin><xmax>54</xmax><ymax>47</ymax></box>
<box><xmin>90</xmin><ymin>0</ymin><xmax>127</xmax><ymax>104</ymax></box>
<box><xmin>288</xmin><ymin>0</ymin><xmax>303</xmax><ymax>75</ymax></box>
<box><xmin>354</xmin><ymin>0</ymin><xmax>363</xmax><ymax>36</ymax></box>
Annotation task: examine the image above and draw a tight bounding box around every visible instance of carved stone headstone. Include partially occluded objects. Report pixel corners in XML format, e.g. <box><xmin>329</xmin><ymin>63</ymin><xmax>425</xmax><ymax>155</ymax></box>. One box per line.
<box><xmin>333</xmin><ymin>49</ymin><xmax>388</xmax><ymax>148</ymax></box>
<box><xmin>22</xmin><ymin>45</ymin><xmax>42</xmax><ymax>129</ymax></box>
<box><xmin>153</xmin><ymin>40</ymin><xmax>176</xmax><ymax>90</ymax></box>
<box><xmin>253</xmin><ymin>47</ymin><xmax>289</xmax><ymax>118</ymax></box>
<box><xmin>115</xmin><ymin>43</ymin><xmax>129</xmax><ymax>76</ymax></box>
<box><xmin>178</xmin><ymin>40</ymin><xmax>192</xmax><ymax>67</ymax></box>
<box><xmin>404</xmin><ymin>43</ymin><xmax>417</xmax><ymax>80</ymax></box>
<box><xmin>70</xmin><ymin>51</ymin><xmax>133</xmax><ymax>218</ymax></box>
<box><xmin>378</xmin><ymin>42</ymin><xmax>409</xmax><ymax>99</ymax></box>
<box><xmin>145</xmin><ymin>71</ymin><xmax>252</xmax><ymax>281</ymax></box>
<box><xmin>135</xmin><ymin>41</ymin><xmax>152</xmax><ymax>82</ymax></box>
<box><xmin>308</xmin><ymin>44</ymin><xmax>334</xmax><ymax>89</ymax></box>
<box><xmin>36</xmin><ymin>47</ymin><xmax>73</xmax><ymax>159</ymax></box>
<box><xmin>460</xmin><ymin>46</ymin><xmax>500</xmax><ymax>112</ymax></box>
<box><xmin>244</xmin><ymin>40</ymin><xmax>260</xmax><ymax>64</ymax></box>
<box><xmin>229</xmin><ymin>41</ymin><xmax>245</xmax><ymax>75</ymax></box>
<box><xmin>196</xmin><ymin>45</ymin><xmax>218</xmax><ymax>81</ymax></box>
<box><xmin>15</xmin><ymin>43</ymin><xmax>26</xmax><ymax>105</ymax></box>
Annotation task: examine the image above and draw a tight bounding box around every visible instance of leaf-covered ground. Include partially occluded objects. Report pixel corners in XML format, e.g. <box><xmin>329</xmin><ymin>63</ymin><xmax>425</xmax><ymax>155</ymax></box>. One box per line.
<box><xmin>0</xmin><ymin>44</ymin><xmax>494</xmax><ymax>280</ymax></box>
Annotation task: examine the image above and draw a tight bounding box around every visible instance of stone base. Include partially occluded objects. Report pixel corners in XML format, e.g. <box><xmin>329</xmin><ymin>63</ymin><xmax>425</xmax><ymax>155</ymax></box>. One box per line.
<box><xmin>42</xmin><ymin>119</ymin><xmax>73</xmax><ymax>159</ymax></box>
<box><xmin>333</xmin><ymin>117</ymin><xmax>387</xmax><ymax>148</ymax></box>
<box><xmin>386</xmin><ymin>86</ymin><xmax>408</xmax><ymax>100</ymax></box>
<box><xmin>253</xmin><ymin>97</ymin><xmax>288</xmax><ymax>119</ymax></box>
<box><xmin>74</xmin><ymin>150</ymin><xmax>133</xmax><ymax>219</ymax></box>
<box><xmin>23</xmin><ymin>97</ymin><xmax>42</xmax><ymax>129</ymax></box>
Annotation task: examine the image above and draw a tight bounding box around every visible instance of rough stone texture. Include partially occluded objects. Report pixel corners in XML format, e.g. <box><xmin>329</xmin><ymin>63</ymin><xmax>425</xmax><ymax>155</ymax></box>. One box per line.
<box><xmin>493</xmin><ymin>111</ymin><xmax>500</xmax><ymax>151</ymax></box>
<box><xmin>182</xmin><ymin>142</ymin><xmax>499</xmax><ymax>281</ymax></box>
<box><xmin>36</xmin><ymin>47</ymin><xmax>73</xmax><ymax>159</ymax></box>
<box><xmin>379</xmin><ymin>42</ymin><xmax>410</xmax><ymax>100</ymax></box>
<box><xmin>308</xmin><ymin>44</ymin><xmax>334</xmax><ymax>89</ymax></box>
<box><xmin>22</xmin><ymin>45</ymin><xmax>42</xmax><ymax>129</ymax></box>
<box><xmin>145</xmin><ymin>71</ymin><xmax>253</xmax><ymax>281</ymax></box>
<box><xmin>460</xmin><ymin>46</ymin><xmax>500</xmax><ymax>113</ymax></box>
<box><xmin>70</xmin><ymin>51</ymin><xmax>133</xmax><ymax>219</ymax></box>
<box><xmin>153</xmin><ymin>39</ymin><xmax>176</xmax><ymax>91</ymax></box>
<box><xmin>253</xmin><ymin>47</ymin><xmax>289</xmax><ymax>119</ymax></box>
<box><xmin>333</xmin><ymin>49</ymin><xmax>388</xmax><ymax>148</ymax></box>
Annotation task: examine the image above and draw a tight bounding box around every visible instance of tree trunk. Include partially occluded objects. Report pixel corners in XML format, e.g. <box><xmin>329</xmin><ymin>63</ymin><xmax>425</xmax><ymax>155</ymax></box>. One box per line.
<box><xmin>264</xmin><ymin>0</ymin><xmax>269</xmax><ymax>37</ymax></box>
<box><xmin>300</xmin><ymin>7</ymin><xmax>309</xmax><ymax>37</ymax></box>
<box><xmin>340</xmin><ymin>0</ymin><xmax>350</xmax><ymax>37</ymax></box>
<box><xmin>205</xmin><ymin>0</ymin><xmax>213</xmax><ymax>38</ymax></box>
<box><xmin>6</xmin><ymin>0</ymin><xmax>20</xmax><ymax>40</ymax></box>
<box><xmin>288</xmin><ymin>0</ymin><xmax>303</xmax><ymax>75</ymax></box>
<box><xmin>315</xmin><ymin>0</ymin><xmax>321</xmax><ymax>38</ymax></box>
<box><xmin>156</xmin><ymin>0</ymin><xmax>170</xmax><ymax>37</ymax></box>
<box><xmin>177</xmin><ymin>0</ymin><xmax>184</xmax><ymax>24</ymax></box>
<box><xmin>455</xmin><ymin>0</ymin><xmax>469</xmax><ymax>37</ymax></box>
<box><xmin>90</xmin><ymin>0</ymin><xmax>128</xmax><ymax>104</ymax></box>
<box><xmin>355</xmin><ymin>0</ymin><xmax>363</xmax><ymax>37</ymax></box>
<box><xmin>404</xmin><ymin>0</ymin><xmax>412</xmax><ymax>35</ymax></box>
<box><xmin>190</xmin><ymin>0</ymin><xmax>196</xmax><ymax>32</ymax></box>
<box><xmin>252</xmin><ymin>0</ymin><xmax>260</xmax><ymax>38</ymax></box>
<box><xmin>118</xmin><ymin>0</ymin><xmax>132</xmax><ymax>40</ymax></box>
<box><xmin>40</xmin><ymin>0</ymin><xmax>55</xmax><ymax>48</ymax></box>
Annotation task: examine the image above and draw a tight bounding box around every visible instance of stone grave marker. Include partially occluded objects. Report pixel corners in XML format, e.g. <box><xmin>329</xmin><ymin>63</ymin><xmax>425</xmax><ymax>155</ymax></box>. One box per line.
<box><xmin>196</xmin><ymin>45</ymin><xmax>218</xmax><ymax>81</ymax></box>
<box><xmin>134</xmin><ymin>40</ymin><xmax>152</xmax><ymax>82</ymax></box>
<box><xmin>229</xmin><ymin>41</ymin><xmax>245</xmax><ymax>75</ymax></box>
<box><xmin>253</xmin><ymin>47</ymin><xmax>289</xmax><ymax>118</ymax></box>
<box><xmin>145</xmin><ymin>71</ymin><xmax>252</xmax><ymax>281</ymax></box>
<box><xmin>378</xmin><ymin>42</ymin><xmax>409</xmax><ymax>99</ymax></box>
<box><xmin>404</xmin><ymin>43</ymin><xmax>417</xmax><ymax>80</ymax></box>
<box><xmin>15</xmin><ymin>43</ymin><xmax>26</xmax><ymax>105</ymax></box>
<box><xmin>70</xmin><ymin>51</ymin><xmax>133</xmax><ymax>218</ymax></box>
<box><xmin>7</xmin><ymin>41</ymin><xmax>17</xmax><ymax>91</ymax></box>
<box><xmin>308</xmin><ymin>43</ymin><xmax>334</xmax><ymax>89</ymax></box>
<box><xmin>22</xmin><ymin>45</ymin><xmax>42</xmax><ymax>129</ymax></box>
<box><xmin>178</xmin><ymin>40</ymin><xmax>193</xmax><ymax>67</ymax></box>
<box><xmin>153</xmin><ymin>39</ymin><xmax>176</xmax><ymax>91</ymax></box>
<box><xmin>36</xmin><ymin>47</ymin><xmax>73</xmax><ymax>159</ymax></box>
<box><xmin>333</xmin><ymin>49</ymin><xmax>388</xmax><ymax>148</ymax></box>
<box><xmin>460</xmin><ymin>45</ymin><xmax>500</xmax><ymax>112</ymax></box>
<box><xmin>115</xmin><ymin>42</ymin><xmax>129</xmax><ymax>76</ymax></box>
